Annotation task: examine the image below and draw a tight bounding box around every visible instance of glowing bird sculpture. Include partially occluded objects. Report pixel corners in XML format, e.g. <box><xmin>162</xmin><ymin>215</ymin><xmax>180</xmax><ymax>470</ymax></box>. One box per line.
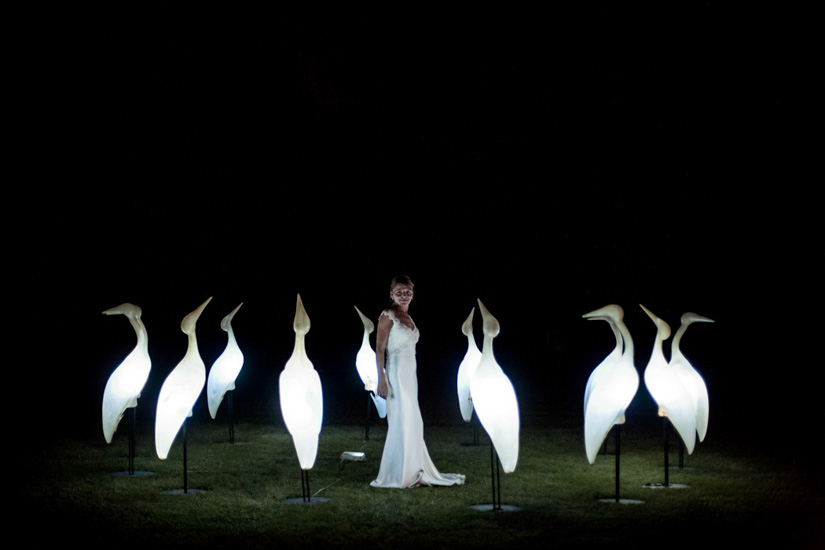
<box><xmin>102</xmin><ymin>303</ymin><xmax>151</xmax><ymax>444</ymax></box>
<box><xmin>583</xmin><ymin>308</ymin><xmax>623</xmax><ymax>417</ymax></box>
<box><xmin>640</xmin><ymin>304</ymin><xmax>696</xmax><ymax>455</ymax></box>
<box><xmin>354</xmin><ymin>306</ymin><xmax>386</xmax><ymax>418</ymax></box>
<box><xmin>155</xmin><ymin>297</ymin><xmax>212</xmax><ymax>460</ymax></box>
<box><xmin>582</xmin><ymin>304</ymin><xmax>639</xmax><ymax>465</ymax></box>
<box><xmin>671</xmin><ymin>311</ymin><xmax>714</xmax><ymax>442</ymax></box>
<box><xmin>469</xmin><ymin>300</ymin><xmax>520</xmax><ymax>473</ymax></box>
<box><xmin>279</xmin><ymin>294</ymin><xmax>324</xmax><ymax>470</ymax></box>
<box><xmin>456</xmin><ymin>307</ymin><xmax>482</xmax><ymax>423</ymax></box>
<box><xmin>207</xmin><ymin>302</ymin><xmax>245</xmax><ymax>419</ymax></box>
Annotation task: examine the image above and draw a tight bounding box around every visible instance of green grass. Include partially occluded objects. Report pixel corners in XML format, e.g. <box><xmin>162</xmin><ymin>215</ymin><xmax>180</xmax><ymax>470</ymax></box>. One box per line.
<box><xmin>15</xmin><ymin>416</ymin><xmax>823</xmax><ymax>549</ymax></box>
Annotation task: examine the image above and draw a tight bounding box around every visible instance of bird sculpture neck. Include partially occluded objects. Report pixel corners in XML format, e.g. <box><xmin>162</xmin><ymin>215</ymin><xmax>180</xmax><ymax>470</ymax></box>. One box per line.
<box><xmin>134</xmin><ymin>317</ymin><xmax>148</xmax><ymax>349</ymax></box>
<box><xmin>650</xmin><ymin>325</ymin><xmax>668</xmax><ymax>363</ymax></box>
<box><xmin>225</xmin><ymin>325</ymin><xmax>238</xmax><ymax>347</ymax></box>
<box><xmin>617</xmin><ymin>320</ymin><xmax>634</xmax><ymax>359</ymax></box>
<box><xmin>608</xmin><ymin>319</ymin><xmax>622</xmax><ymax>352</ymax></box>
<box><xmin>288</xmin><ymin>332</ymin><xmax>307</xmax><ymax>366</ymax></box>
<box><xmin>671</xmin><ymin>321</ymin><xmax>688</xmax><ymax>356</ymax></box>
<box><xmin>122</xmin><ymin>313</ymin><xmax>148</xmax><ymax>348</ymax></box>
<box><xmin>184</xmin><ymin>331</ymin><xmax>201</xmax><ymax>362</ymax></box>
<box><xmin>467</xmin><ymin>331</ymin><xmax>478</xmax><ymax>349</ymax></box>
<box><xmin>481</xmin><ymin>333</ymin><xmax>494</xmax><ymax>356</ymax></box>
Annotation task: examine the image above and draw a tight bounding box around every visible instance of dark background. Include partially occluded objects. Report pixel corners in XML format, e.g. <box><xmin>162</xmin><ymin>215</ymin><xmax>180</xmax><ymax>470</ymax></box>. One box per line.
<box><xmin>14</xmin><ymin>4</ymin><xmax>812</xmax><ymax>454</ymax></box>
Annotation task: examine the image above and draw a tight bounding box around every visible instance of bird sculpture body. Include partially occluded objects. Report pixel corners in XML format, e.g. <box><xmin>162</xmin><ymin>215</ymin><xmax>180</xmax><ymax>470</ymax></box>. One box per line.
<box><xmin>640</xmin><ymin>304</ymin><xmax>696</xmax><ymax>454</ymax></box>
<box><xmin>582</xmin><ymin>304</ymin><xmax>639</xmax><ymax>464</ymax></box>
<box><xmin>456</xmin><ymin>307</ymin><xmax>482</xmax><ymax>423</ymax></box>
<box><xmin>670</xmin><ymin>312</ymin><xmax>714</xmax><ymax>442</ymax></box>
<box><xmin>469</xmin><ymin>300</ymin><xmax>519</xmax><ymax>473</ymax></box>
<box><xmin>155</xmin><ymin>297</ymin><xmax>212</xmax><ymax>460</ymax></box>
<box><xmin>279</xmin><ymin>294</ymin><xmax>323</xmax><ymax>470</ymax></box>
<box><xmin>583</xmin><ymin>311</ymin><xmax>622</xmax><ymax>416</ymax></box>
<box><xmin>207</xmin><ymin>303</ymin><xmax>245</xmax><ymax>419</ymax></box>
<box><xmin>354</xmin><ymin>306</ymin><xmax>386</xmax><ymax>418</ymax></box>
<box><xmin>102</xmin><ymin>303</ymin><xmax>151</xmax><ymax>443</ymax></box>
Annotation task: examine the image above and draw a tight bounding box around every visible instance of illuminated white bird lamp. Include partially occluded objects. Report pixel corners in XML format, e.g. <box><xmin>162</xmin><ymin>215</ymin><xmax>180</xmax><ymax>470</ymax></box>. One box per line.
<box><xmin>457</xmin><ymin>307</ymin><xmax>482</xmax><ymax>423</ymax></box>
<box><xmin>279</xmin><ymin>294</ymin><xmax>326</xmax><ymax>504</ymax></box>
<box><xmin>671</xmin><ymin>312</ymin><xmax>714</xmax><ymax>443</ymax></box>
<box><xmin>640</xmin><ymin>305</ymin><xmax>696</xmax><ymax>490</ymax></box>
<box><xmin>102</xmin><ymin>303</ymin><xmax>151</xmax><ymax>444</ymax></box>
<box><xmin>155</xmin><ymin>297</ymin><xmax>212</xmax><ymax>464</ymax></box>
<box><xmin>470</xmin><ymin>300</ymin><xmax>520</xmax><ymax>512</ymax></box>
<box><xmin>207</xmin><ymin>303</ymin><xmax>245</xmax><ymax>442</ymax></box>
<box><xmin>582</xmin><ymin>307</ymin><xmax>624</xmax><ymax>465</ymax></box>
<box><xmin>640</xmin><ymin>305</ymin><xmax>697</xmax><ymax>455</ymax></box>
<box><xmin>102</xmin><ymin>303</ymin><xmax>152</xmax><ymax>476</ymax></box>
<box><xmin>583</xmin><ymin>311</ymin><xmax>622</xmax><ymax>418</ymax></box>
<box><xmin>354</xmin><ymin>306</ymin><xmax>387</xmax><ymax>421</ymax></box>
<box><xmin>583</xmin><ymin>304</ymin><xmax>641</xmax><ymax>504</ymax></box>
<box><xmin>582</xmin><ymin>305</ymin><xmax>639</xmax><ymax>466</ymax></box>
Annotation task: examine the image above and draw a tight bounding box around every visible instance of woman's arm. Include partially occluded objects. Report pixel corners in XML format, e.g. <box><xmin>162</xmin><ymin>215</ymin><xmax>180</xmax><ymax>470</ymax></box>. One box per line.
<box><xmin>375</xmin><ymin>313</ymin><xmax>392</xmax><ymax>399</ymax></box>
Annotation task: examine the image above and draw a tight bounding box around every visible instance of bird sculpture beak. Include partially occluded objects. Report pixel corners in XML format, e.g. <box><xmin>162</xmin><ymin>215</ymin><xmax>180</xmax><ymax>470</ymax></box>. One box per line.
<box><xmin>294</xmin><ymin>294</ymin><xmax>310</xmax><ymax>335</ymax></box>
<box><xmin>354</xmin><ymin>305</ymin><xmax>374</xmax><ymax>334</ymax></box>
<box><xmin>683</xmin><ymin>312</ymin><xmax>715</xmax><ymax>324</ymax></box>
<box><xmin>640</xmin><ymin>304</ymin><xmax>671</xmax><ymax>339</ymax></box>
<box><xmin>582</xmin><ymin>304</ymin><xmax>623</xmax><ymax>321</ymax></box>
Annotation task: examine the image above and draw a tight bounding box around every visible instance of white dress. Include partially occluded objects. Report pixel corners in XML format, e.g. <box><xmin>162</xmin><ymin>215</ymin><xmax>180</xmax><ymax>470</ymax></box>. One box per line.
<box><xmin>371</xmin><ymin>310</ymin><xmax>465</xmax><ymax>488</ymax></box>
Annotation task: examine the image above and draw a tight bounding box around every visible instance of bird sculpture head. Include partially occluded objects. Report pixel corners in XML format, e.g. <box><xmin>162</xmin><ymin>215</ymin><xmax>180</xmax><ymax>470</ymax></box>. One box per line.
<box><xmin>582</xmin><ymin>304</ymin><xmax>624</xmax><ymax>324</ymax></box>
<box><xmin>102</xmin><ymin>303</ymin><xmax>142</xmax><ymax>320</ymax></box>
<box><xmin>220</xmin><ymin>302</ymin><xmax>243</xmax><ymax>332</ymax></box>
<box><xmin>681</xmin><ymin>312</ymin><xmax>715</xmax><ymax>326</ymax></box>
<box><xmin>477</xmin><ymin>299</ymin><xmax>500</xmax><ymax>338</ymax></box>
<box><xmin>461</xmin><ymin>307</ymin><xmax>476</xmax><ymax>337</ymax></box>
<box><xmin>640</xmin><ymin>304</ymin><xmax>671</xmax><ymax>340</ymax></box>
<box><xmin>182</xmin><ymin>297</ymin><xmax>212</xmax><ymax>335</ymax></box>
<box><xmin>355</xmin><ymin>305</ymin><xmax>374</xmax><ymax>334</ymax></box>
<box><xmin>294</xmin><ymin>294</ymin><xmax>310</xmax><ymax>336</ymax></box>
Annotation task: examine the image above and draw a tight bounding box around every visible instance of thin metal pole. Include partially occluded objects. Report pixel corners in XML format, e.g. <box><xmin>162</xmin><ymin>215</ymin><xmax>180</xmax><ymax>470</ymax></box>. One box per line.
<box><xmin>301</xmin><ymin>469</ymin><xmax>311</xmax><ymax>503</ymax></box>
<box><xmin>228</xmin><ymin>390</ymin><xmax>235</xmax><ymax>444</ymax></box>
<box><xmin>489</xmin><ymin>440</ymin><xmax>502</xmax><ymax>511</ymax></box>
<box><xmin>664</xmin><ymin>418</ymin><xmax>670</xmax><ymax>487</ymax></box>
<box><xmin>183</xmin><ymin>420</ymin><xmax>188</xmax><ymax>494</ymax></box>
<box><xmin>496</xmin><ymin>454</ymin><xmax>502</xmax><ymax>510</ymax></box>
<box><xmin>365</xmin><ymin>392</ymin><xmax>372</xmax><ymax>441</ymax></box>
<box><xmin>128</xmin><ymin>407</ymin><xmax>136</xmax><ymax>476</ymax></box>
<box><xmin>490</xmin><ymin>440</ymin><xmax>497</xmax><ymax>510</ymax></box>
<box><xmin>679</xmin><ymin>439</ymin><xmax>685</xmax><ymax>469</ymax></box>
<box><xmin>615</xmin><ymin>424</ymin><xmax>621</xmax><ymax>502</ymax></box>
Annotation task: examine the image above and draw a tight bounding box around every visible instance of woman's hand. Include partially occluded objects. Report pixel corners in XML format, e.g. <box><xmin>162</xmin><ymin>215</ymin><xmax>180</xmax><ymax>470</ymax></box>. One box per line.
<box><xmin>377</xmin><ymin>376</ymin><xmax>389</xmax><ymax>399</ymax></box>
<box><xmin>375</xmin><ymin>313</ymin><xmax>392</xmax><ymax>400</ymax></box>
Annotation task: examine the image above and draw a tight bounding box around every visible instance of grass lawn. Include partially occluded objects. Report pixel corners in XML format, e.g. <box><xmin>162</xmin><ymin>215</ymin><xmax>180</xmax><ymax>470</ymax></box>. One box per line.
<box><xmin>14</xmin><ymin>408</ymin><xmax>823</xmax><ymax>549</ymax></box>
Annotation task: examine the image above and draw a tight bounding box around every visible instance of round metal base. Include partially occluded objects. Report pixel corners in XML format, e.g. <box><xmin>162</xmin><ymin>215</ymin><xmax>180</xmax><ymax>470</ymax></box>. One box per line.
<box><xmin>643</xmin><ymin>483</ymin><xmax>689</xmax><ymax>489</ymax></box>
<box><xmin>471</xmin><ymin>504</ymin><xmax>522</xmax><ymax>512</ymax></box>
<box><xmin>281</xmin><ymin>497</ymin><xmax>331</xmax><ymax>505</ymax></box>
<box><xmin>599</xmin><ymin>498</ymin><xmax>645</xmax><ymax>505</ymax></box>
<box><xmin>161</xmin><ymin>488</ymin><xmax>206</xmax><ymax>495</ymax></box>
<box><xmin>112</xmin><ymin>470</ymin><xmax>155</xmax><ymax>477</ymax></box>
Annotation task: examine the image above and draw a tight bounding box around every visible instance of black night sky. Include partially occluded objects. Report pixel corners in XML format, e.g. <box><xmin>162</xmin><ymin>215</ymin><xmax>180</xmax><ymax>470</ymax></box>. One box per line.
<box><xmin>15</xmin><ymin>5</ymin><xmax>813</xmax><ymax>453</ymax></box>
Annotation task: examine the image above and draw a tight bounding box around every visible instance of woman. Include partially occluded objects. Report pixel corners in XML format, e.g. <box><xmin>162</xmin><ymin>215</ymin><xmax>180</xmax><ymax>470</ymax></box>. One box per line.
<box><xmin>370</xmin><ymin>275</ymin><xmax>465</xmax><ymax>488</ymax></box>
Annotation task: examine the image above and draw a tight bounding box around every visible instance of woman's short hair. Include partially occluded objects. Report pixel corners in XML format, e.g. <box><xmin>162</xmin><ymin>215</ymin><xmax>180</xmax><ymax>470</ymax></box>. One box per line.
<box><xmin>390</xmin><ymin>274</ymin><xmax>414</xmax><ymax>289</ymax></box>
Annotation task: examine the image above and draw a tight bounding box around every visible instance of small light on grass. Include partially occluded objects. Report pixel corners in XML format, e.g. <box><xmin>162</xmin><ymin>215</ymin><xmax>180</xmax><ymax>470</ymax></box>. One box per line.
<box><xmin>340</xmin><ymin>451</ymin><xmax>366</xmax><ymax>462</ymax></box>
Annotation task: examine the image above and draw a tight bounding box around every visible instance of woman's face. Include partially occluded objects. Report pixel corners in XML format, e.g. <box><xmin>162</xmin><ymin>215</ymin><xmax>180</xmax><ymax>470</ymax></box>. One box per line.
<box><xmin>390</xmin><ymin>284</ymin><xmax>414</xmax><ymax>308</ymax></box>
